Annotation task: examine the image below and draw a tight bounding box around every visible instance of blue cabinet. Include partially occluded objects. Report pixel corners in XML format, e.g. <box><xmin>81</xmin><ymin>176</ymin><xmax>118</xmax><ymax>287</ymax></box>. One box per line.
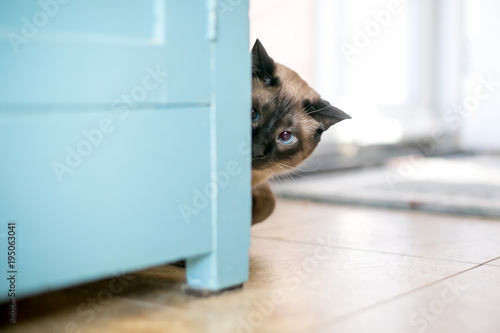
<box><xmin>0</xmin><ymin>0</ymin><xmax>251</xmax><ymax>300</ymax></box>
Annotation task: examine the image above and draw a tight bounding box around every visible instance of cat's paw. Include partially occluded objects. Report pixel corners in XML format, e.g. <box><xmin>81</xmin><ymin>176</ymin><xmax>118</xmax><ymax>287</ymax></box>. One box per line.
<box><xmin>252</xmin><ymin>182</ymin><xmax>276</xmax><ymax>225</ymax></box>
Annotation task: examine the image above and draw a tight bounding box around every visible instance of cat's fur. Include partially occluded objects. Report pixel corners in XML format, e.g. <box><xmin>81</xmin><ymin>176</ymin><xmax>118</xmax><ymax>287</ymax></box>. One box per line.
<box><xmin>251</xmin><ymin>39</ymin><xmax>351</xmax><ymax>224</ymax></box>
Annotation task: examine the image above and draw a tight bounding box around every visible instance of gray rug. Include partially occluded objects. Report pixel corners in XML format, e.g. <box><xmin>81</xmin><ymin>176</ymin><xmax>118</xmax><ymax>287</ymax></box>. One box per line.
<box><xmin>271</xmin><ymin>155</ymin><xmax>500</xmax><ymax>218</ymax></box>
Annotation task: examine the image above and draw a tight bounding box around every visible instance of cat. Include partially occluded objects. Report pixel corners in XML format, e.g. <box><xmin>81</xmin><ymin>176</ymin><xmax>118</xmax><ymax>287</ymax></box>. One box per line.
<box><xmin>251</xmin><ymin>39</ymin><xmax>351</xmax><ymax>224</ymax></box>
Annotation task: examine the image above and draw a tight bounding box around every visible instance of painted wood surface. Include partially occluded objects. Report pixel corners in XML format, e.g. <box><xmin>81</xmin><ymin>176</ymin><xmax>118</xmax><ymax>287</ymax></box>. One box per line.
<box><xmin>0</xmin><ymin>0</ymin><xmax>251</xmax><ymax>300</ymax></box>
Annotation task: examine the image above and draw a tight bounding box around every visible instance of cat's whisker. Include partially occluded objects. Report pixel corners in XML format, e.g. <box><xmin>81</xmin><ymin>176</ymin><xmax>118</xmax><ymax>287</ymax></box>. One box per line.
<box><xmin>278</xmin><ymin>162</ymin><xmax>319</xmax><ymax>181</ymax></box>
<box><xmin>272</xmin><ymin>164</ymin><xmax>287</xmax><ymax>174</ymax></box>
<box><xmin>274</xmin><ymin>171</ymin><xmax>294</xmax><ymax>183</ymax></box>
<box><xmin>276</xmin><ymin>162</ymin><xmax>293</xmax><ymax>171</ymax></box>
<box><xmin>273</xmin><ymin>162</ymin><xmax>299</xmax><ymax>182</ymax></box>
<box><xmin>282</xmin><ymin>167</ymin><xmax>301</xmax><ymax>175</ymax></box>
<box><xmin>295</xmin><ymin>163</ymin><xmax>322</xmax><ymax>173</ymax></box>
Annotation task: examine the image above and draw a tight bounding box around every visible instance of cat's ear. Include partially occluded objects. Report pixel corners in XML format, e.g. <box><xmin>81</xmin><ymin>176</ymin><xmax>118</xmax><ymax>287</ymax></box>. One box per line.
<box><xmin>251</xmin><ymin>39</ymin><xmax>279</xmax><ymax>86</ymax></box>
<box><xmin>304</xmin><ymin>98</ymin><xmax>351</xmax><ymax>130</ymax></box>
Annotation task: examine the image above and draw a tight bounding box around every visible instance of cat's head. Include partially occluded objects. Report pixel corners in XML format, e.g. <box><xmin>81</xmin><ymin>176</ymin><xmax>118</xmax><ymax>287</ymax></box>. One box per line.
<box><xmin>251</xmin><ymin>39</ymin><xmax>350</xmax><ymax>179</ymax></box>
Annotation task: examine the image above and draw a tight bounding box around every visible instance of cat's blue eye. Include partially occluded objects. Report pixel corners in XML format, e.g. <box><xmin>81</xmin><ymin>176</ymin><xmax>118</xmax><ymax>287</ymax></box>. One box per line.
<box><xmin>251</xmin><ymin>108</ymin><xmax>259</xmax><ymax>122</ymax></box>
<box><xmin>278</xmin><ymin>131</ymin><xmax>295</xmax><ymax>144</ymax></box>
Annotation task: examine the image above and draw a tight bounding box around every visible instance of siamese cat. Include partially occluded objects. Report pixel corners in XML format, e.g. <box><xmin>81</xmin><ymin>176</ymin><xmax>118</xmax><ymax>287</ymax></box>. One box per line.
<box><xmin>251</xmin><ymin>39</ymin><xmax>351</xmax><ymax>224</ymax></box>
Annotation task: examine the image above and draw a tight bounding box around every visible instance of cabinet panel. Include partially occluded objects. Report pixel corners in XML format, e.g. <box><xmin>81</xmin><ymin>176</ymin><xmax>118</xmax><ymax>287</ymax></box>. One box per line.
<box><xmin>0</xmin><ymin>0</ymin><xmax>210</xmax><ymax>105</ymax></box>
<box><xmin>0</xmin><ymin>107</ymin><xmax>213</xmax><ymax>297</ymax></box>
<box><xmin>0</xmin><ymin>0</ymin><xmax>251</xmax><ymax>299</ymax></box>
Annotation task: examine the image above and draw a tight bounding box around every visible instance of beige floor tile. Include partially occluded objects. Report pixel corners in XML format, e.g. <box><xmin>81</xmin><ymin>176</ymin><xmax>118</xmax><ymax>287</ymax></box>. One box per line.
<box><xmin>0</xmin><ymin>273</ymin><xmax>245</xmax><ymax>333</ymax></box>
<box><xmin>253</xmin><ymin>200</ymin><xmax>500</xmax><ymax>263</ymax></box>
<box><xmin>252</xmin><ymin>199</ymin><xmax>353</xmax><ymax>226</ymax></box>
<box><xmin>2</xmin><ymin>199</ymin><xmax>497</xmax><ymax>333</ymax></box>
<box><xmin>77</xmin><ymin>300</ymin><xmax>246</xmax><ymax>333</ymax></box>
<box><xmin>90</xmin><ymin>238</ymin><xmax>473</xmax><ymax>333</ymax></box>
<box><xmin>2</xmin><ymin>295</ymin><xmax>246</xmax><ymax>333</ymax></box>
<box><xmin>1</xmin><ymin>292</ymin><xmax>154</xmax><ymax>333</ymax></box>
<box><xmin>314</xmin><ymin>264</ymin><xmax>500</xmax><ymax>333</ymax></box>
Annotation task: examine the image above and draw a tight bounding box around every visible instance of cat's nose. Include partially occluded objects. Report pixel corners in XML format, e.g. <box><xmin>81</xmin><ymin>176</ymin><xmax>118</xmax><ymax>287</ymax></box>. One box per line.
<box><xmin>252</xmin><ymin>144</ymin><xmax>266</xmax><ymax>159</ymax></box>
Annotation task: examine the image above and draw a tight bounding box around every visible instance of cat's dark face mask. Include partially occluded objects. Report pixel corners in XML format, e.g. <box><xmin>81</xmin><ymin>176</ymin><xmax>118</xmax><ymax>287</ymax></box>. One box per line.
<box><xmin>250</xmin><ymin>39</ymin><xmax>350</xmax><ymax>173</ymax></box>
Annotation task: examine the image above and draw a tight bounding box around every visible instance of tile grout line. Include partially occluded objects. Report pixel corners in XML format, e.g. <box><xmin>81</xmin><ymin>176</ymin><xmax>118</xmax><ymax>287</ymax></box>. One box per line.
<box><xmin>298</xmin><ymin>256</ymin><xmax>500</xmax><ymax>333</ymax></box>
<box><xmin>483</xmin><ymin>257</ymin><xmax>500</xmax><ymax>266</ymax></box>
<box><xmin>251</xmin><ymin>235</ymin><xmax>489</xmax><ymax>266</ymax></box>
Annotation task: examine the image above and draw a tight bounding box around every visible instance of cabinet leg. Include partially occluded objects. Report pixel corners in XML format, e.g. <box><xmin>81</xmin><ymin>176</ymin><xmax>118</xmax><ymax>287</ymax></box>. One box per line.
<box><xmin>184</xmin><ymin>243</ymin><xmax>249</xmax><ymax>296</ymax></box>
<box><xmin>182</xmin><ymin>283</ymin><xmax>243</xmax><ymax>297</ymax></box>
<box><xmin>182</xmin><ymin>0</ymin><xmax>251</xmax><ymax>297</ymax></box>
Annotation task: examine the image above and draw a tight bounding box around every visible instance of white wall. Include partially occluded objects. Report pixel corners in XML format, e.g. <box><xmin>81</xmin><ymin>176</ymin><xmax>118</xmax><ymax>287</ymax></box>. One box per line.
<box><xmin>249</xmin><ymin>0</ymin><xmax>315</xmax><ymax>86</ymax></box>
<box><xmin>249</xmin><ymin>0</ymin><xmax>500</xmax><ymax>153</ymax></box>
<box><xmin>460</xmin><ymin>0</ymin><xmax>500</xmax><ymax>152</ymax></box>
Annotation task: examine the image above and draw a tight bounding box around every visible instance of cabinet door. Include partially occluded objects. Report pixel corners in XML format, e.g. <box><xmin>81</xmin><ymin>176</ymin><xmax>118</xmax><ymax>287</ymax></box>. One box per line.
<box><xmin>0</xmin><ymin>107</ymin><xmax>214</xmax><ymax>298</ymax></box>
<box><xmin>0</xmin><ymin>0</ymin><xmax>211</xmax><ymax>105</ymax></box>
<box><xmin>0</xmin><ymin>0</ymin><xmax>215</xmax><ymax>299</ymax></box>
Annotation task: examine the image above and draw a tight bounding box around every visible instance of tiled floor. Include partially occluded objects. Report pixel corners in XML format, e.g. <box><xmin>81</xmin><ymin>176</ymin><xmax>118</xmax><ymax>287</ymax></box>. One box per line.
<box><xmin>2</xmin><ymin>200</ymin><xmax>500</xmax><ymax>333</ymax></box>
